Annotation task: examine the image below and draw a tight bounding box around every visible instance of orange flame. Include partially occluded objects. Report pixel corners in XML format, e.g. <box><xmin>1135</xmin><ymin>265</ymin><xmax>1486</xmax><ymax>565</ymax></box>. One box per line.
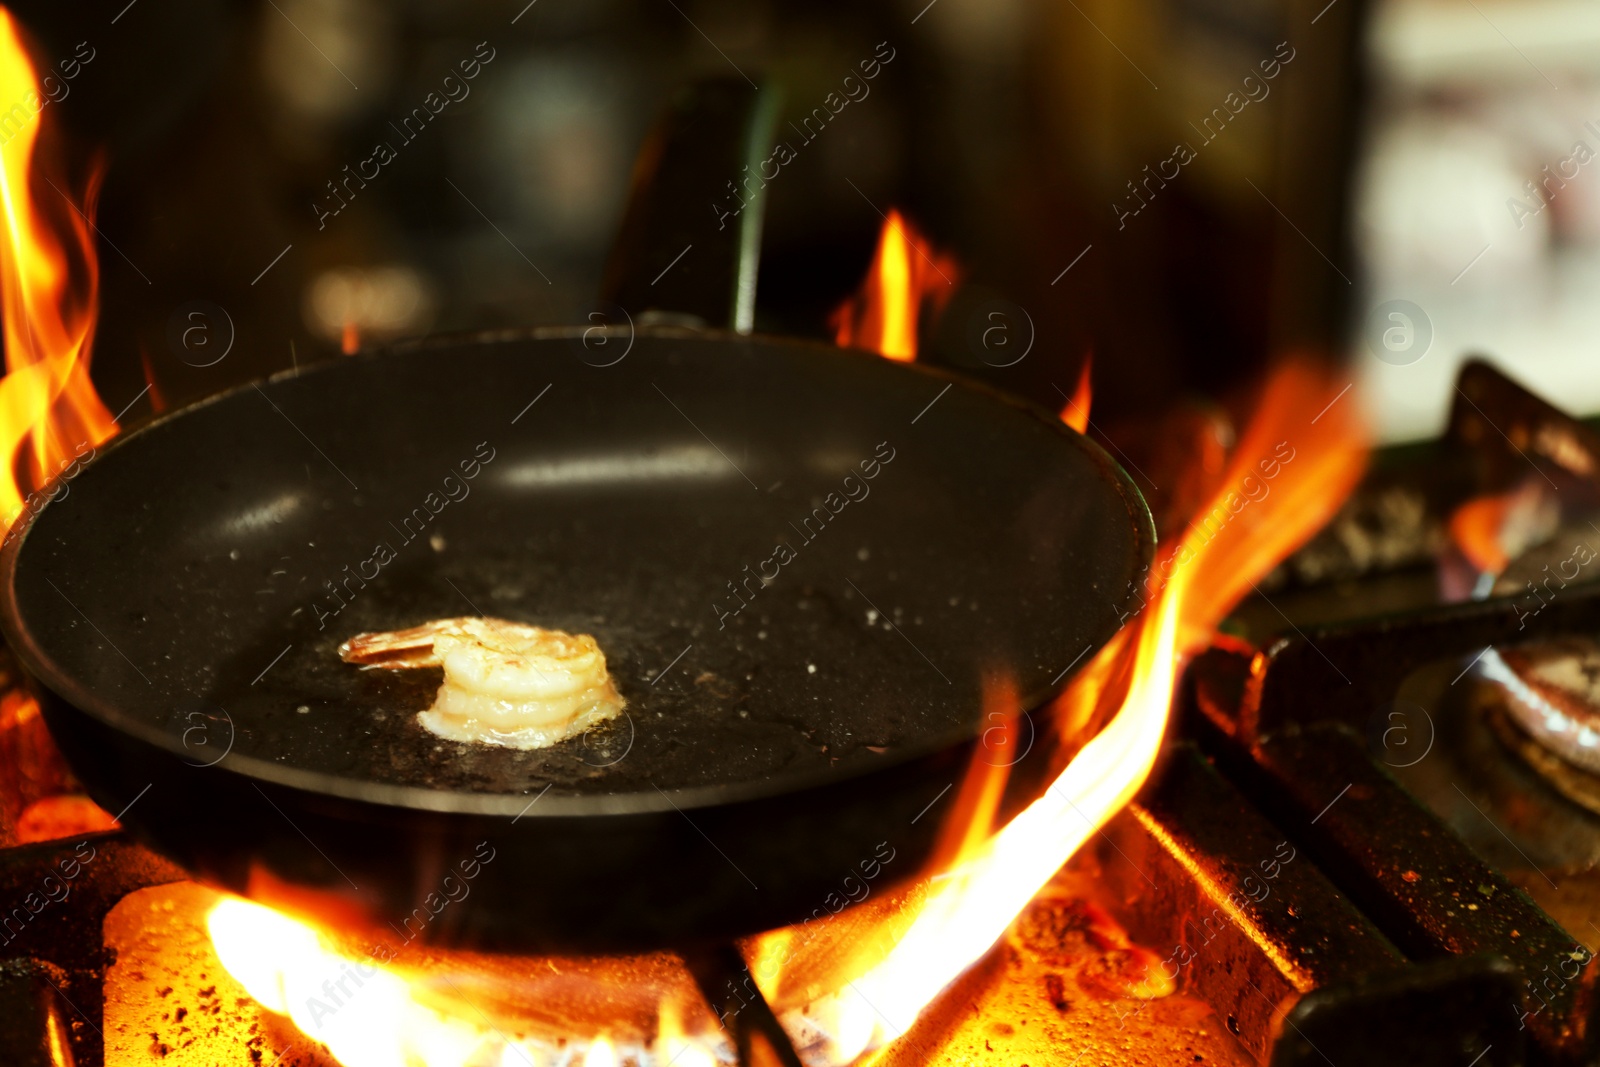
<box><xmin>1449</xmin><ymin>495</ymin><xmax>1513</xmax><ymax>575</ymax></box>
<box><xmin>0</xmin><ymin>6</ymin><xmax>119</xmax><ymax>823</ymax></box>
<box><xmin>0</xmin><ymin>6</ymin><xmax>116</xmax><ymax>531</ymax></box>
<box><xmin>755</xmin><ymin>360</ymin><xmax>1367</xmax><ymax>1063</ymax></box>
<box><xmin>203</xmin><ymin>365</ymin><xmax>1366</xmax><ymax>1067</ymax></box>
<box><xmin>206</xmin><ymin>895</ymin><xmax>735</xmax><ymax>1067</ymax></box>
<box><xmin>1446</xmin><ymin>479</ymin><xmax>1558</xmax><ymax>576</ymax></box>
<box><xmin>208</xmin><ymin>898</ymin><xmax>447</xmax><ymax>1067</ymax></box>
<box><xmin>830</xmin><ymin>210</ymin><xmax>958</xmax><ymax>361</ymax></box>
<box><xmin>658</xmin><ymin>1000</ymin><xmax>718</xmax><ymax>1067</ymax></box>
<box><xmin>1060</xmin><ymin>356</ymin><xmax>1092</xmax><ymax>433</ymax></box>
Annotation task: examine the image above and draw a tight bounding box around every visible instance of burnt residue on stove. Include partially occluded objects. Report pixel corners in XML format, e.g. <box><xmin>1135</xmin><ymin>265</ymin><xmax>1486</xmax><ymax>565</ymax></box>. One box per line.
<box><xmin>873</xmin><ymin>864</ymin><xmax>1249</xmax><ymax>1067</ymax></box>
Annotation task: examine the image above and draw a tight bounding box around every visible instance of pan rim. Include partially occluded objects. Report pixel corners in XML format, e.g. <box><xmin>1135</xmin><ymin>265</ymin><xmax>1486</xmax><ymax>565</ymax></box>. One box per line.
<box><xmin>0</xmin><ymin>326</ymin><xmax>1156</xmax><ymax>819</ymax></box>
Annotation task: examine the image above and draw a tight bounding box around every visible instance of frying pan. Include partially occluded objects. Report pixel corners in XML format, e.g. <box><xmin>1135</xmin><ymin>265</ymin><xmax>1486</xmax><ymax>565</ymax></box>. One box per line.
<box><xmin>0</xmin><ymin>83</ymin><xmax>1154</xmax><ymax>955</ymax></box>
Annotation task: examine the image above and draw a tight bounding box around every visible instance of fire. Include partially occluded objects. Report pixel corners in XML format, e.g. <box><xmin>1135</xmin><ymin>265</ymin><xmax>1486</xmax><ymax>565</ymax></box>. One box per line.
<box><xmin>1446</xmin><ymin>479</ymin><xmax>1558</xmax><ymax>577</ymax></box>
<box><xmin>657</xmin><ymin>1001</ymin><xmax>717</xmax><ymax>1067</ymax></box>
<box><xmin>756</xmin><ymin>360</ymin><xmax>1367</xmax><ymax>1063</ymax></box>
<box><xmin>583</xmin><ymin>1036</ymin><xmax>618</xmax><ymax>1067</ymax></box>
<box><xmin>206</xmin><ymin>894</ymin><xmax>735</xmax><ymax>1067</ymax></box>
<box><xmin>1060</xmin><ymin>356</ymin><xmax>1092</xmax><ymax>432</ymax></box>
<box><xmin>830</xmin><ymin>210</ymin><xmax>958</xmax><ymax>361</ymax></box>
<box><xmin>209</xmin><ymin>897</ymin><xmax>487</xmax><ymax>1067</ymax></box>
<box><xmin>0</xmin><ymin>6</ymin><xmax>117</xmax><ymax>531</ymax></box>
<box><xmin>0</xmin><ymin>5</ymin><xmax>120</xmax><ymax>838</ymax></box>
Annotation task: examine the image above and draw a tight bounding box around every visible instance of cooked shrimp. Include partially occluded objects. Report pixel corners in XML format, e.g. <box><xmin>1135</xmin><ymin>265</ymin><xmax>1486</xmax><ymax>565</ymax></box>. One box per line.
<box><xmin>339</xmin><ymin>617</ymin><xmax>625</xmax><ymax>750</ymax></box>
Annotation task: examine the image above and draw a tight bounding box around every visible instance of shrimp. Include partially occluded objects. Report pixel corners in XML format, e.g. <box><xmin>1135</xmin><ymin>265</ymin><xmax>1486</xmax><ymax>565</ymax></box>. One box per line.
<box><xmin>339</xmin><ymin>617</ymin><xmax>625</xmax><ymax>750</ymax></box>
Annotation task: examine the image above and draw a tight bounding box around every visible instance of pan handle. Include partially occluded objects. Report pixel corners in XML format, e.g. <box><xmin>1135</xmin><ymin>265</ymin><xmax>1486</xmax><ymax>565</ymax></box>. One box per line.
<box><xmin>599</xmin><ymin>78</ymin><xmax>781</xmax><ymax>334</ymax></box>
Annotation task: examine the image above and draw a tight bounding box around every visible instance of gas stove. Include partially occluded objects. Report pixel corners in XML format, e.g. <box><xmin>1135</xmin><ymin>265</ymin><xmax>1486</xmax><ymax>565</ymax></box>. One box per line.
<box><xmin>0</xmin><ymin>357</ymin><xmax>1595</xmax><ymax>1067</ymax></box>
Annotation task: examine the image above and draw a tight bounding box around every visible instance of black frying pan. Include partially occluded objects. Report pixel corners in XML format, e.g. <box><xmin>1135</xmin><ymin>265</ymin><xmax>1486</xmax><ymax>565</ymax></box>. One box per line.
<box><xmin>1</xmin><ymin>327</ymin><xmax>1152</xmax><ymax>953</ymax></box>
<box><xmin>0</xmin><ymin>84</ymin><xmax>1154</xmax><ymax>956</ymax></box>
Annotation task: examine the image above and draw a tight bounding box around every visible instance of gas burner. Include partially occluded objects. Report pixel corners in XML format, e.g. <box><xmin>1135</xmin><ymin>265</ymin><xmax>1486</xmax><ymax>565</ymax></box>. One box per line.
<box><xmin>1482</xmin><ymin>638</ymin><xmax>1600</xmax><ymax>791</ymax></box>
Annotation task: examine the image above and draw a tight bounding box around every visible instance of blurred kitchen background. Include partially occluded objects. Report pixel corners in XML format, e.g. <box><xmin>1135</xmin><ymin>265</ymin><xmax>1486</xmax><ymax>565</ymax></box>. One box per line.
<box><xmin>11</xmin><ymin>0</ymin><xmax>1594</xmax><ymax>442</ymax></box>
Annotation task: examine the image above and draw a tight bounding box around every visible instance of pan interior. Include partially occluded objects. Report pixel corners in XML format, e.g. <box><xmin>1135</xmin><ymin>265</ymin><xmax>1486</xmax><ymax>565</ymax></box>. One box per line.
<box><xmin>7</xmin><ymin>333</ymin><xmax>1149</xmax><ymax>801</ymax></box>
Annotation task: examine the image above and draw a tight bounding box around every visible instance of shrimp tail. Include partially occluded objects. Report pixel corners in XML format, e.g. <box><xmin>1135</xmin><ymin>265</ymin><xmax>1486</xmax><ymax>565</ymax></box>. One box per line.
<box><xmin>337</xmin><ymin>617</ymin><xmax>474</xmax><ymax>669</ymax></box>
